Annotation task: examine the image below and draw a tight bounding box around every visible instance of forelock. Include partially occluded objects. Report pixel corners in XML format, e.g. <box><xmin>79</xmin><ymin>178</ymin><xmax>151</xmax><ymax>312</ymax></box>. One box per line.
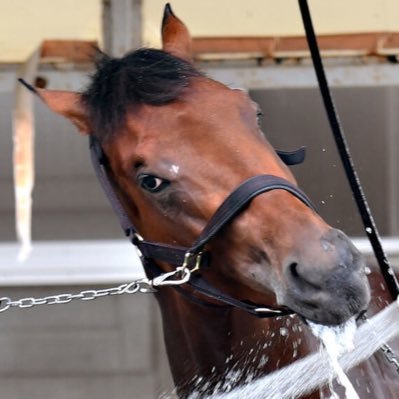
<box><xmin>82</xmin><ymin>48</ymin><xmax>202</xmax><ymax>141</ymax></box>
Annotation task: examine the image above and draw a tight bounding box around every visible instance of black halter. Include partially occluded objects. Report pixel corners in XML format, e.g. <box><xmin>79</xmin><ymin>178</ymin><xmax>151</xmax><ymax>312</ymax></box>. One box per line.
<box><xmin>89</xmin><ymin>136</ymin><xmax>315</xmax><ymax>318</ymax></box>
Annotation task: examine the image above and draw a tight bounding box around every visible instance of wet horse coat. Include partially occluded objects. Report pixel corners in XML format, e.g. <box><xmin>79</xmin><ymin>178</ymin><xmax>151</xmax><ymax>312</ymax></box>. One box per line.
<box><xmin>28</xmin><ymin>4</ymin><xmax>399</xmax><ymax>398</ymax></box>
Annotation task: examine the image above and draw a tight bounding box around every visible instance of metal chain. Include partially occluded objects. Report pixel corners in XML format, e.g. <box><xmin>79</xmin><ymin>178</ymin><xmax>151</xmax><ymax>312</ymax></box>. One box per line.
<box><xmin>0</xmin><ymin>265</ymin><xmax>192</xmax><ymax>314</ymax></box>
<box><xmin>380</xmin><ymin>343</ymin><xmax>399</xmax><ymax>374</ymax></box>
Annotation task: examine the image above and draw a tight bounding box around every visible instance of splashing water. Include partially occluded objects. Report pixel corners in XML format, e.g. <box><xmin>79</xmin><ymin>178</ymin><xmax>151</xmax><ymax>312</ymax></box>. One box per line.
<box><xmin>181</xmin><ymin>298</ymin><xmax>399</xmax><ymax>399</ymax></box>
<box><xmin>308</xmin><ymin>318</ymin><xmax>359</xmax><ymax>399</ymax></box>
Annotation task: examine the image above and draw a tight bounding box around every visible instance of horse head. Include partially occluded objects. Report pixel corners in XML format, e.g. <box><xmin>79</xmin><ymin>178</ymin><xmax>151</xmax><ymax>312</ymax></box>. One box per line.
<box><xmin>30</xmin><ymin>4</ymin><xmax>369</xmax><ymax>328</ymax></box>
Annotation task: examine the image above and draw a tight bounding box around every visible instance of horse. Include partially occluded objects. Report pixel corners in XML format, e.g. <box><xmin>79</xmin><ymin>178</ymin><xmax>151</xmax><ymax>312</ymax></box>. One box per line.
<box><xmin>23</xmin><ymin>4</ymin><xmax>399</xmax><ymax>398</ymax></box>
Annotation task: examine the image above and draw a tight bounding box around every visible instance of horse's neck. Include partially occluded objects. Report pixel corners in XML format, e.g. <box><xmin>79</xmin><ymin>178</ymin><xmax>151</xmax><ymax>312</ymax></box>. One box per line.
<box><xmin>155</xmin><ymin>289</ymin><xmax>319</xmax><ymax>397</ymax></box>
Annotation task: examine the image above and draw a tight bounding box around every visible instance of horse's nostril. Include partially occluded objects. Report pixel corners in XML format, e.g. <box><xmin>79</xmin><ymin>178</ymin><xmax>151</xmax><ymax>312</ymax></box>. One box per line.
<box><xmin>288</xmin><ymin>261</ymin><xmax>321</xmax><ymax>290</ymax></box>
<box><xmin>290</xmin><ymin>262</ymin><xmax>299</xmax><ymax>279</ymax></box>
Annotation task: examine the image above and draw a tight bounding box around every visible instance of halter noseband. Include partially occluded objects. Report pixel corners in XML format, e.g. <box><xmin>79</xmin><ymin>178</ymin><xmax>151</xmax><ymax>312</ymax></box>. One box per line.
<box><xmin>89</xmin><ymin>136</ymin><xmax>315</xmax><ymax>318</ymax></box>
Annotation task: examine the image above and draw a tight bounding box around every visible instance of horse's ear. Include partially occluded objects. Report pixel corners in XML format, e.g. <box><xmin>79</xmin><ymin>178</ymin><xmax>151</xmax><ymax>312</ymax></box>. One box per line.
<box><xmin>18</xmin><ymin>79</ymin><xmax>91</xmax><ymax>135</ymax></box>
<box><xmin>38</xmin><ymin>89</ymin><xmax>91</xmax><ymax>134</ymax></box>
<box><xmin>162</xmin><ymin>3</ymin><xmax>193</xmax><ymax>62</ymax></box>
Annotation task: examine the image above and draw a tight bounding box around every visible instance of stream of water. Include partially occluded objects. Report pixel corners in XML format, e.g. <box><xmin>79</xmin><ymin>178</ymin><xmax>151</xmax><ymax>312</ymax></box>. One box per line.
<box><xmin>307</xmin><ymin>318</ymin><xmax>359</xmax><ymax>399</ymax></box>
<box><xmin>181</xmin><ymin>298</ymin><xmax>399</xmax><ymax>399</ymax></box>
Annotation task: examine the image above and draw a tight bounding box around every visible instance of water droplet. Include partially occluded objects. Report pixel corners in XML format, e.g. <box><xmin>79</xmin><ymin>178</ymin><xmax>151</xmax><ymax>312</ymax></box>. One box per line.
<box><xmin>322</xmin><ymin>148</ymin><xmax>327</xmax><ymax>152</ymax></box>
<box><xmin>258</xmin><ymin>354</ymin><xmax>269</xmax><ymax>368</ymax></box>
<box><xmin>365</xmin><ymin>227</ymin><xmax>372</xmax><ymax>234</ymax></box>
<box><xmin>321</xmin><ymin>200</ymin><xmax>326</xmax><ymax>205</ymax></box>
<box><xmin>280</xmin><ymin>327</ymin><xmax>288</xmax><ymax>336</ymax></box>
<box><xmin>364</xmin><ymin>266</ymin><xmax>371</xmax><ymax>275</ymax></box>
<box><xmin>360</xmin><ymin>368</ymin><xmax>365</xmax><ymax>377</ymax></box>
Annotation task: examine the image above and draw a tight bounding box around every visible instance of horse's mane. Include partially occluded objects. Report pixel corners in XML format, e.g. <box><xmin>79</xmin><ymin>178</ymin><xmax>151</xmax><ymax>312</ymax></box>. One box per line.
<box><xmin>82</xmin><ymin>48</ymin><xmax>202</xmax><ymax>141</ymax></box>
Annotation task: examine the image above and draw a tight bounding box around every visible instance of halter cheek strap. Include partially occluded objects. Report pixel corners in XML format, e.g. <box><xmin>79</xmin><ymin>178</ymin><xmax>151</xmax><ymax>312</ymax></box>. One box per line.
<box><xmin>89</xmin><ymin>136</ymin><xmax>315</xmax><ymax>318</ymax></box>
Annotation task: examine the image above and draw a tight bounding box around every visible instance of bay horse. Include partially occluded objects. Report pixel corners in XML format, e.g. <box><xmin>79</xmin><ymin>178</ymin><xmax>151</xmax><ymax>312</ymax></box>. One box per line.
<box><xmin>24</xmin><ymin>4</ymin><xmax>399</xmax><ymax>398</ymax></box>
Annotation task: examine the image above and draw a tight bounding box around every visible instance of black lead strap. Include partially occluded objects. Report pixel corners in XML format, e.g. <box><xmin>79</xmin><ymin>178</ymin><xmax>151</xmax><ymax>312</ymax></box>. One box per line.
<box><xmin>298</xmin><ymin>0</ymin><xmax>399</xmax><ymax>300</ymax></box>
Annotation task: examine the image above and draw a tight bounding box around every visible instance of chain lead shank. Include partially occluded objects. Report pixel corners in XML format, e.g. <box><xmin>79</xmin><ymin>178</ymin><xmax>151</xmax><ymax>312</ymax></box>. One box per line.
<box><xmin>0</xmin><ymin>263</ymin><xmax>197</xmax><ymax>314</ymax></box>
<box><xmin>0</xmin><ymin>278</ymin><xmax>157</xmax><ymax>313</ymax></box>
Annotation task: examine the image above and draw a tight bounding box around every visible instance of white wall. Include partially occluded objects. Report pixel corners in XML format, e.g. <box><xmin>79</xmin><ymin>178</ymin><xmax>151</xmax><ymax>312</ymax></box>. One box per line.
<box><xmin>2</xmin><ymin>1</ymin><xmax>399</xmax><ymax>62</ymax></box>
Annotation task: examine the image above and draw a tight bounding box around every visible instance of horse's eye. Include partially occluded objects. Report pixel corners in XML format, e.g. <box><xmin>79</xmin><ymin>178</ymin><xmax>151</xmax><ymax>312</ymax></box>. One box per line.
<box><xmin>138</xmin><ymin>174</ymin><xmax>169</xmax><ymax>193</ymax></box>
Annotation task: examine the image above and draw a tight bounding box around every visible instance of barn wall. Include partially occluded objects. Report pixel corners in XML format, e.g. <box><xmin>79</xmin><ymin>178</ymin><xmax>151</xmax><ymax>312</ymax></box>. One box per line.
<box><xmin>143</xmin><ymin>0</ymin><xmax>399</xmax><ymax>47</ymax></box>
<box><xmin>0</xmin><ymin>0</ymin><xmax>101</xmax><ymax>62</ymax></box>
<box><xmin>2</xmin><ymin>1</ymin><xmax>399</xmax><ymax>62</ymax></box>
<box><xmin>0</xmin><ymin>286</ymin><xmax>175</xmax><ymax>399</ymax></box>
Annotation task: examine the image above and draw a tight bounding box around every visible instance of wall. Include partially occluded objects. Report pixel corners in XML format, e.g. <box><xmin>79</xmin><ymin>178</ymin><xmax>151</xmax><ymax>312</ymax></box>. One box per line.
<box><xmin>2</xmin><ymin>1</ymin><xmax>399</xmax><ymax>62</ymax></box>
<box><xmin>0</xmin><ymin>0</ymin><xmax>101</xmax><ymax>62</ymax></box>
<box><xmin>0</xmin><ymin>286</ymin><xmax>175</xmax><ymax>399</ymax></box>
<box><xmin>142</xmin><ymin>0</ymin><xmax>399</xmax><ymax>46</ymax></box>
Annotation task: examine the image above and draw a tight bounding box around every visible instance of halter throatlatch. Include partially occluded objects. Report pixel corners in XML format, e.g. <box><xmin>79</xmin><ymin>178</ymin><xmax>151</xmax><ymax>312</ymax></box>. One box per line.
<box><xmin>89</xmin><ymin>136</ymin><xmax>315</xmax><ymax>318</ymax></box>
<box><xmin>276</xmin><ymin>147</ymin><xmax>306</xmax><ymax>166</ymax></box>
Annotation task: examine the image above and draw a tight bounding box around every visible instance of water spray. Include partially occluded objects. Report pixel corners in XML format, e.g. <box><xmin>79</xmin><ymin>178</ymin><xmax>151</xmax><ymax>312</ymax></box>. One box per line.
<box><xmin>210</xmin><ymin>298</ymin><xmax>399</xmax><ymax>399</ymax></box>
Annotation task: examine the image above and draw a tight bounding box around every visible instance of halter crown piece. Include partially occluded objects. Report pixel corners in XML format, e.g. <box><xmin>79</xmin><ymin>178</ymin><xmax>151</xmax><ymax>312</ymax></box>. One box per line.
<box><xmin>89</xmin><ymin>136</ymin><xmax>314</xmax><ymax>318</ymax></box>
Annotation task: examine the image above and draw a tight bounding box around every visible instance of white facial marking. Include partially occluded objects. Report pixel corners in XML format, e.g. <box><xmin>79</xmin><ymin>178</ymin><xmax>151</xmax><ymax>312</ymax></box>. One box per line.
<box><xmin>170</xmin><ymin>165</ymin><xmax>180</xmax><ymax>175</ymax></box>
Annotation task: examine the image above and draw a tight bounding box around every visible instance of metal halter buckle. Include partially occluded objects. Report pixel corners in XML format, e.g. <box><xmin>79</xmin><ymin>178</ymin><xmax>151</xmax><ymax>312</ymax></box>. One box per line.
<box><xmin>182</xmin><ymin>251</ymin><xmax>203</xmax><ymax>273</ymax></box>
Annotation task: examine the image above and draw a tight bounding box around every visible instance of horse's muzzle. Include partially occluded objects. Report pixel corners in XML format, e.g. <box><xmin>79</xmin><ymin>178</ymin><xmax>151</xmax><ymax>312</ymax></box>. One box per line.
<box><xmin>281</xmin><ymin>229</ymin><xmax>371</xmax><ymax>325</ymax></box>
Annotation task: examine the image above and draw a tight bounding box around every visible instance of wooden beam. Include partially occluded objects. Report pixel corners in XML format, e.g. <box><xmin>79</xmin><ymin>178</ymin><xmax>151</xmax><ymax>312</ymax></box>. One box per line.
<box><xmin>41</xmin><ymin>40</ymin><xmax>97</xmax><ymax>63</ymax></box>
<box><xmin>192</xmin><ymin>32</ymin><xmax>399</xmax><ymax>60</ymax></box>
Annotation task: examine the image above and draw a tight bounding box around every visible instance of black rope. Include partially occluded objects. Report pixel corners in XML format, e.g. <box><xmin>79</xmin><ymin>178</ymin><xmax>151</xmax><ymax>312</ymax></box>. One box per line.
<box><xmin>298</xmin><ymin>0</ymin><xmax>399</xmax><ymax>300</ymax></box>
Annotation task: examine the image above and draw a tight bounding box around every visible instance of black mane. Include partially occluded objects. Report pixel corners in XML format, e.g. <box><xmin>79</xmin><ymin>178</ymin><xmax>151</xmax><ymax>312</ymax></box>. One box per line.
<box><xmin>82</xmin><ymin>48</ymin><xmax>201</xmax><ymax>141</ymax></box>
